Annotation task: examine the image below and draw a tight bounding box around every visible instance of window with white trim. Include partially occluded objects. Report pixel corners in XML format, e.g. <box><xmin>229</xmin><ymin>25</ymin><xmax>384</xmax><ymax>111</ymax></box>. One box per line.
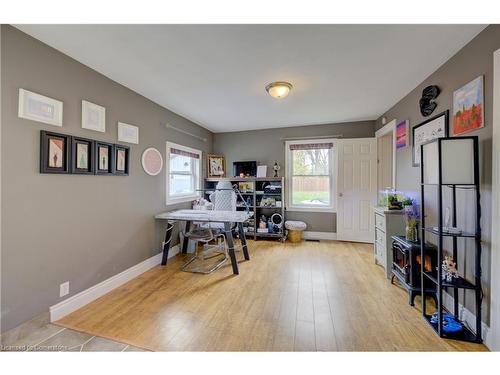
<box><xmin>285</xmin><ymin>139</ymin><xmax>336</xmax><ymax>212</ymax></box>
<box><xmin>166</xmin><ymin>142</ymin><xmax>202</xmax><ymax>205</ymax></box>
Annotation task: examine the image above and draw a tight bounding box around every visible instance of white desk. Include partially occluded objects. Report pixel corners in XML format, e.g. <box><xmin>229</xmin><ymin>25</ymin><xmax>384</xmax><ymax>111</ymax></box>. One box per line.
<box><xmin>155</xmin><ymin>209</ymin><xmax>254</xmax><ymax>275</ymax></box>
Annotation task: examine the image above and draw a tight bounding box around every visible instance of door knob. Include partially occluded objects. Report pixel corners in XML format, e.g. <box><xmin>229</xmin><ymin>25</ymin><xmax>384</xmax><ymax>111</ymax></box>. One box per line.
<box><xmin>338</xmin><ymin>193</ymin><xmax>343</xmax><ymax>197</ymax></box>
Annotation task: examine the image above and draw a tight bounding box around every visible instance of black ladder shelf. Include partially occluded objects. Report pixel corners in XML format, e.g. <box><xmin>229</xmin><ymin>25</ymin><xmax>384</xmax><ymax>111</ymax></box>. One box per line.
<box><xmin>420</xmin><ymin>136</ymin><xmax>482</xmax><ymax>343</ymax></box>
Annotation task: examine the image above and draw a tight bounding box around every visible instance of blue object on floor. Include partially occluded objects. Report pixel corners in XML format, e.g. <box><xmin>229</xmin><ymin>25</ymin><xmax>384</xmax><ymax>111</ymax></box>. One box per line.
<box><xmin>430</xmin><ymin>312</ymin><xmax>463</xmax><ymax>333</ymax></box>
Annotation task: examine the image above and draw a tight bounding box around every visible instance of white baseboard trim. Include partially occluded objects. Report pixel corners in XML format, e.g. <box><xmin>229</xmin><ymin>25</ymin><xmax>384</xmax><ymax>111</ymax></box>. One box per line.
<box><xmin>442</xmin><ymin>292</ymin><xmax>492</xmax><ymax>349</ymax></box>
<box><xmin>302</xmin><ymin>231</ymin><xmax>337</xmax><ymax>241</ymax></box>
<box><xmin>49</xmin><ymin>245</ymin><xmax>179</xmax><ymax>322</ymax></box>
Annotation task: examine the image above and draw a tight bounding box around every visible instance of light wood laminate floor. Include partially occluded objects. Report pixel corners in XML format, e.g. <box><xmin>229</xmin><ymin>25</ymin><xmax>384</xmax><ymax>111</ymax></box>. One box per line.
<box><xmin>56</xmin><ymin>240</ymin><xmax>487</xmax><ymax>351</ymax></box>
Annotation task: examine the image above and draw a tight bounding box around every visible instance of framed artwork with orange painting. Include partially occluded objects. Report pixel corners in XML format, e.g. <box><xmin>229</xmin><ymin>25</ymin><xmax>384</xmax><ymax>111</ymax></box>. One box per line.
<box><xmin>452</xmin><ymin>76</ymin><xmax>484</xmax><ymax>136</ymax></box>
<box><xmin>40</xmin><ymin>130</ymin><xmax>71</xmax><ymax>174</ymax></box>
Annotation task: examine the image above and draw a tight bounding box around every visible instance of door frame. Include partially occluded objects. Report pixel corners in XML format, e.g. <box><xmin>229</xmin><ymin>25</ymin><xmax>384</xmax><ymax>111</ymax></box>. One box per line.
<box><xmin>490</xmin><ymin>48</ymin><xmax>500</xmax><ymax>351</ymax></box>
<box><xmin>0</xmin><ymin>25</ymin><xmax>3</xmax><ymax>335</ymax></box>
<box><xmin>375</xmin><ymin>119</ymin><xmax>397</xmax><ymax>189</ymax></box>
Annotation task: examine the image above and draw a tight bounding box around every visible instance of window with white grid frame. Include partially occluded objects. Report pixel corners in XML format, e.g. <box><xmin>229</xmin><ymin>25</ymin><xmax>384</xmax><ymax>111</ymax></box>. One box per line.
<box><xmin>285</xmin><ymin>139</ymin><xmax>336</xmax><ymax>212</ymax></box>
<box><xmin>166</xmin><ymin>142</ymin><xmax>202</xmax><ymax>205</ymax></box>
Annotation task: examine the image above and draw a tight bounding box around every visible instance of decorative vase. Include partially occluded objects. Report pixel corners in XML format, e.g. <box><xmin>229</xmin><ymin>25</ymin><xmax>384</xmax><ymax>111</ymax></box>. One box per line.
<box><xmin>404</xmin><ymin>204</ymin><xmax>419</xmax><ymax>242</ymax></box>
<box><xmin>405</xmin><ymin>223</ymin><xmax>418</xmax><ymax>242</ymax></box>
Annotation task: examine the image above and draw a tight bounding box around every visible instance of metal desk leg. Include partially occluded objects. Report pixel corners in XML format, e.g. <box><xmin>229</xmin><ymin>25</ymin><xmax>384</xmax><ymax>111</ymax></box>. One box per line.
<box><xmin>237</xmin><ymin>222</ymin><xmax>250</xmax><ymax>261</ymax></box>
<box><xmin>224</xmin><ymin>221</ymin><xmax>239</xmax><ymax>275</ymax></box>
<box><xmin>182</xmin><ymin>220</ymin><xmax>191</xmax><ymax>254</ymax></box>
<box><xmin>161</xmin><ymin>222</ymin><xmax>174</xmax><ymax>266</ymax></box>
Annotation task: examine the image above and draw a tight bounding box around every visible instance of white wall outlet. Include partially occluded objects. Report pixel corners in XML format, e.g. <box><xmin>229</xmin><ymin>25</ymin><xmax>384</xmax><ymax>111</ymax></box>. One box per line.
<box><xmin>59</xmin><ymin>281</ymin><xmax>69</xmax><ymax>297</ymax></box>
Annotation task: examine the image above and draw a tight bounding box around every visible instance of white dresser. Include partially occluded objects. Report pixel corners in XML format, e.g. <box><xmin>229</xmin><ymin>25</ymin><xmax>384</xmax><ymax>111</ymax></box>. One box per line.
<box><xmin>373</xmin><ymin>207</ymin><xmax>405</xmax><ymax>278</ymax></box>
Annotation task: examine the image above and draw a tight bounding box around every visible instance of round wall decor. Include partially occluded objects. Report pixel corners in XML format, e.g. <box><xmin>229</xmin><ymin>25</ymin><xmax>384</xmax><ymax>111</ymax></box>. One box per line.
<box><xmin>141</xmin><ymin>147</ymin><xmax>163</xmax><ymax>176</ymax></box>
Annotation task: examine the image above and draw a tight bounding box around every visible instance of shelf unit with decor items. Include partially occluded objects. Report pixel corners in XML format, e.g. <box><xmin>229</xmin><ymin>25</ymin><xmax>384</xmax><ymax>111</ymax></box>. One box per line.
<box><xmin>204</xmin><ymin>177</ymin><xmax>285</xmax><ymax>241</ymax></box>
<box><xmin>420</xmin><ymin>135</ymin><xmax>482</xmax><ymax>343</ymax></box>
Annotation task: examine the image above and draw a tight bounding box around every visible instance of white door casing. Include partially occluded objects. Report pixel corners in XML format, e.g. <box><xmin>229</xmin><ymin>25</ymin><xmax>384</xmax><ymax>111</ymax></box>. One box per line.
<box><xmin>336</xmin><ymin>138</ymin><xmax>377</xmax><ymax>243</ymax></box>
<box><xmin>375</xmin><ymin>119</ymin><xmax>396</xmax><ymax>189</ymax></box>
<box><xmin>377</xmin><ymin>133</ymin><xmax>393</xmax><ymax>190</ymax></box>
<box><xmin>490</xmin><ymin>48</ymin><xmax>500</xmax><ymax>351</ymax></box>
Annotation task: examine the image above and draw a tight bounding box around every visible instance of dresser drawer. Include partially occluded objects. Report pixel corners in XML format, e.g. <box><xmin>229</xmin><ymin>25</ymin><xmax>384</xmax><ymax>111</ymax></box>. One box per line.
<box><xmin>375</xmin><ymin>227</ymin><xmax>385</xmax><ymax>246</ymax></box>
<box><xmin>375</xmin><ymin>242</ymin><xmax>386</xmax><ymax>265</ymax></box>
<box><xmin>375</xmin><ymin>213</ymin><xmax>386</xmax><ymax>232</ymax></box>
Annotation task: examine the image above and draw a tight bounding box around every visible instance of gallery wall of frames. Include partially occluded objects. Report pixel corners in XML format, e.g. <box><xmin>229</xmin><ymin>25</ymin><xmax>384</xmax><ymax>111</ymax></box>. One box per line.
<box><xmin>40</xmin><ymin>130</ymin><xmax>130</xmax><ymax>175</ymax></box>
<box><xmin>18</xmin><ymin>87</ymin><xmax>140</xmax><ymax>176</ymax></box>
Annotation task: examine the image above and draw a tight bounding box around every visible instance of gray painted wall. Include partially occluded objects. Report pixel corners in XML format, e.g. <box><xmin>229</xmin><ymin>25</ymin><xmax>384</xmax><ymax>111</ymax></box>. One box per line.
<box><xmin>0</xmin><ymin>26</ymin><xmax>213</xmax><ymax>332</ymax></box>
<box><xmin>213</xmin><ymin>121</ymin><xmax>376</xmax><ymax>232</ymax></box>
<box><xmin>376</xmin><ymin>25</ymin><xmax>500</xmax><ymax>325</ymax></box>
<box><xmin>0</xmin><ymin>24</ymin><xmax>3</xmax><ymax>335</ymax></box>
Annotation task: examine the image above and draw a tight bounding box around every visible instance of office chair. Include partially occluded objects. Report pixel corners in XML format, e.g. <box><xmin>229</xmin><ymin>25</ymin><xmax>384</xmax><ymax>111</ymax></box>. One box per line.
<box><xmin>181</xmin><ymin>181</ymin><xmax>236</xmax><ymax>274</ymax></box>
<box><xmin>208</xmin><ymin>180</ymin><xmax>243</xmax><ymax>248</ymax></box>
<box><xmin>181</xmin><ymin>218</ymin><xmax>228</xmax><ymax>274</ymax></box>
<box><xmin>209</xmin><ymin>180</ymin><xmax>237</xmax><ymax>211</ymax></box>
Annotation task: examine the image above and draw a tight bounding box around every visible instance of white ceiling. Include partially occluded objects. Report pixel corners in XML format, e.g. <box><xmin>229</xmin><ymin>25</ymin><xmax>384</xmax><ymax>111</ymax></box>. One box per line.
<box><xmin>15</xmin><ymin>24</ymin><xmax>486</xmax><ymax>133</ymax></box>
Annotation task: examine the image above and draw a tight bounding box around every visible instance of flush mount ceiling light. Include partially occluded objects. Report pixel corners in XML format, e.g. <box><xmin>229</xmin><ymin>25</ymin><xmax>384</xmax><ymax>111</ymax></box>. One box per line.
<box><xmin>265</xmin><ymin>81</ymin><xmax>293</xmax><ymax>99</ymax></box>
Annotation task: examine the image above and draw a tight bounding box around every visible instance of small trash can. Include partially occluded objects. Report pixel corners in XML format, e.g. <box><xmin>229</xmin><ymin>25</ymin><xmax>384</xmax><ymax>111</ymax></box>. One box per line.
<box><xmin>285</xmin><ymin>221</ymin><xmax>307</xmax><ymax>243</ymax></box>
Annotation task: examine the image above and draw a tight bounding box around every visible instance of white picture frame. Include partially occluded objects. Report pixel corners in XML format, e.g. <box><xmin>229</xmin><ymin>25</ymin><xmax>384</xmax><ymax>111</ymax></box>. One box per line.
<box><xmin>412</xmin><ymin>111</ymin><xmax>448</xmax><ymax>167</ymax></box>
<box><xmin>18</xmin><ymin>89</ymin><xmax>63</xmax><ymax>127</ymax></box>
<box><xmin>118</xmin><ymin>122</ymin><xmax>139</xmax><ymax>144</ymax></box>
<box><xmin>82</xmin><ymin>100</ymin><xmax>106</xmax><ymax>132</ymax></box>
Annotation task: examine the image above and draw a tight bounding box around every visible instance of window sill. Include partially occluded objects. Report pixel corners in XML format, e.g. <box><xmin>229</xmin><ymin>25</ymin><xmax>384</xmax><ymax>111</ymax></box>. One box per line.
<box><xmin>166</xmin><ymin>195</ymin><xmax>199</xmax><ymax>206</ymax></box>
<box><xmin>286</xmin><ymin>206</ymin><xmax>336</xmax><ymax>213</ymax></box>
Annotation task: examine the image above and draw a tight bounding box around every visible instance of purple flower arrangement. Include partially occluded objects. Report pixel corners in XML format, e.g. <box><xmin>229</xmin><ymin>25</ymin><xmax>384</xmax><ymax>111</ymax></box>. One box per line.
<box><xmin>403</xmin><ymin>199</ymin><xmax>419</xmax><ymax>242</ymax></box>
<box><xmin>403</xmin><ymin>199</ymin><xmax>419</xmax><ymax>220</ymax></box>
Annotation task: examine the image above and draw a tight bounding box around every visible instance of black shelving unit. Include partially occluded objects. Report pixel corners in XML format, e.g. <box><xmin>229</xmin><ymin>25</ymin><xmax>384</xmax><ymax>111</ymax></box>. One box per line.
<box><xmin>204</xmin><ymin>177</ymin><xmax>286</xmax><ymax>241</ymax></box>
<box><xmin>420</xmin><ymin>136</ymin><xmax>482</xmax><ymax>343</ymax></box>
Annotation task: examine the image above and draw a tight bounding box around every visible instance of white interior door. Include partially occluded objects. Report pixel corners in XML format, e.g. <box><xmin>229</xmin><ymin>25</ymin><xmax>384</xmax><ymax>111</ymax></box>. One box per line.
<box><xmin>337</xmin><ymin>138</ymin><xmax>377</xmax><ymax>243</ymax></box>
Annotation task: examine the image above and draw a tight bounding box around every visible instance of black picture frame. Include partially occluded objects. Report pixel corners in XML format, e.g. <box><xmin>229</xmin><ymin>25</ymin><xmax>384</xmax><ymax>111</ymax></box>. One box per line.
<box><xmin>113</xmin><ymin>144</ymin><xmax>130</xmax><ymax>176</ymax></box>
<box><xmin>95</xmin><ymin>141</ymin><xmax>114</xmax><ymax>175</ymax></box>
<box><xmin>71</xmin><ymin>136</ymin><xmax>95</xmax><ymax>174</ymax></box>
<box><xmin>40</xmin><ymin>130</ymin><xmax>71</xmax><ymax>174</ymax></box>
<box><xmin>412</xmin><ymin>110</ymin><xmax>449</xmax><ymax>167</ymax></box>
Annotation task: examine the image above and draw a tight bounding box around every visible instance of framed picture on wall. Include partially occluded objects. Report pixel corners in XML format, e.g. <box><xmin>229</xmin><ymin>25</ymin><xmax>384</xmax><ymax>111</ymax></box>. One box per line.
<box><xmin>412</xmin><ymin>110</ymin><xmax>449</xmax><ymax>167</ymax></box>
<box><xmin>452</xmin><ymin>75</ymin><xmax>484</xmax><ymax>136</ymax></box>
<box><xmin>19</xmin><ymin>89</ymin><xmax>63</xmax><ymax>127</ymax></box>
<box><xmin>117</xmin><ymin>122</ymin><xmax>139</xmax><ymax>144</ymax></box>
<box><xmin>40</xmin><ymin>130</ymin><xmax>71</xmax><ymax>174</ymax></box>
<box><xmin>82</xmin><ymin>100</ymin><xmax>106</xmax><ymax>133</ymax></box>
<box><xmin>114</xmin><ymin>144</ymin><xmax>130</xmax><ymax>176</ymax></box>
<box><xmin>207</xmin><ymin>154</ymin><xmax>226</xmax><ymax>177</ymax></box>
<box><xmin>395</xmin><ymin>119</ymin><xmax>409</xmax><ymax>150</ymax></box>
<box><xmin>95</xmin><ymin>141</ymin><xmax>114</xmax><ymax>175</ymax></box>
<box><xmin>71</xmin><ymin>137</ymin><xmax>95</xmax><ymax>174</ymax></box>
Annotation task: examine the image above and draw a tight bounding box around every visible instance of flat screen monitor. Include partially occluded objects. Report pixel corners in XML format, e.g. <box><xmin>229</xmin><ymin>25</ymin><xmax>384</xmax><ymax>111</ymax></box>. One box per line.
<box><xmin>233</xmin><ymin>161</ymin><xmax>257</xmax><ymax>177</ymax></box>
